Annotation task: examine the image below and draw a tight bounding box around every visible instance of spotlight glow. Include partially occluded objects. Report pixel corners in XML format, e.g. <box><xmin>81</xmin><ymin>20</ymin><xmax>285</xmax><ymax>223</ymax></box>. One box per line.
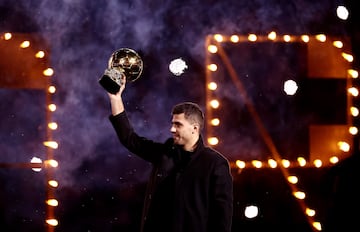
<box><xmin>284</xmin><ymin>79</ymin><xmax>298</xmax><ymax>95</ymax></box>
<box><xmin>169</xmin><ymin>58</ymin><xmax>188</xmax><ymax>76</ymax></box>
<box><xmin>336</xmin><ymin>5</ymin><xmax>349</xmax><ymax>20</ymax></box>
<box><xmin>30</xmin><ymin>157</ymin><xmax>42</xmax><ymax>172</ymax></box>
<box><xmin>244</xmin><ymin>205</ymin><xmax>259</xmax><ymax>219</ymax></box>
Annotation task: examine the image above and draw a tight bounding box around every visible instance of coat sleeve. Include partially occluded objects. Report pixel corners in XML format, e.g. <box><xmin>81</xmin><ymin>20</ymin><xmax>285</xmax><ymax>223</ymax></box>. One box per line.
<box><xmin>208</xmin><ymin>157</ymin><xmax>233</xmax><ymax>232</ymax></box>
<box><xmin>109</xmin><ymin>111</ymin><xmax>164</xmax><ymax>163</ymax></box>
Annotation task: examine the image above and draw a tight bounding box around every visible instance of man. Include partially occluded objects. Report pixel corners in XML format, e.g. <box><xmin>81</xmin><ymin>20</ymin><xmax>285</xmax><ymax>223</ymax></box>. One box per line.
<box><xmin>107</xmin><ymin>76</ymin><xmax>233</xmax><ymax>232</ymax></box>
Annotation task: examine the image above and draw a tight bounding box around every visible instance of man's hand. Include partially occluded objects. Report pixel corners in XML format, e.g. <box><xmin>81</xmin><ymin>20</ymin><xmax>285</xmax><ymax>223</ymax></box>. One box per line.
<box><xmin>108</xmin><ymin>75</ymin><xmax>126</xmax><ymax>115</ymax></box>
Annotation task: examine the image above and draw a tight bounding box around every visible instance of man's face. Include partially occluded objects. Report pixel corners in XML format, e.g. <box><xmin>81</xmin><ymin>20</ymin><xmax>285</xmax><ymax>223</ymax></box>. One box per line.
<box><xmin>170</xmin><ymin>113</ymin><xmax>196</xmax><ymax>145</ymax></box>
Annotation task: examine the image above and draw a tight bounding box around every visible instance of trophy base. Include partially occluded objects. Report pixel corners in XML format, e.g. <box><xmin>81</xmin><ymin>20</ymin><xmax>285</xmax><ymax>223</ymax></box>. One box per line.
<box><xmin>99</xmin><ymin>75</ymin><xmax>121</xmax><ymax>94</ymax></box>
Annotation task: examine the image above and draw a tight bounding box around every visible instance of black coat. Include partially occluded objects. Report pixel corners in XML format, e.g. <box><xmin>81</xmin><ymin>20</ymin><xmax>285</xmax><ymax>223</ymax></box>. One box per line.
<box><xmin>110</xmin><ymin>112</ymin><xmax>233</xmax><ymax>232</ymax></box>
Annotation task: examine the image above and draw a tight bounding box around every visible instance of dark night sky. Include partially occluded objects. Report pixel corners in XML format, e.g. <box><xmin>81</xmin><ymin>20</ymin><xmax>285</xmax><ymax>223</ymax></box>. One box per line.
<box><xmin>0</xmin><ymin>0</ymin><xmax>359</xmax><ymax>231</ymax></box>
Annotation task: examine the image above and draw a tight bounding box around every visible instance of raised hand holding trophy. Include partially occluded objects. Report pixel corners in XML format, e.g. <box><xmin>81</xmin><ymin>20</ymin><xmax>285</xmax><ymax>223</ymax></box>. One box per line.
<box><xmin>99</xmin><ymin>48</ymin><xmax>143</xmax><ymax>94</ymax></box>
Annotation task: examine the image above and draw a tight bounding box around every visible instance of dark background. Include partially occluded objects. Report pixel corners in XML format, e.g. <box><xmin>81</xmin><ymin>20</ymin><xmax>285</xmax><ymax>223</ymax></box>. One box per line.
<box><xmin>0</xmin><ymin>0</ymin><xmax>359</xmax><ymax>231</ymax></box>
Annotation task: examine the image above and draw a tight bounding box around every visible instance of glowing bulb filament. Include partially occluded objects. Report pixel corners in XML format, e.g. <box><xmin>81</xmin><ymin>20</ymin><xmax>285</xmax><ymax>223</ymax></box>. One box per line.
<box><xmin>47</xmin><ymin>199</ymin><xmax>59</xmax><ymax>206</ymax></box>
<box><xmin>46</xmin><ymin>219</ymin><xmax>58</xmax><ymax>226</ymax></box>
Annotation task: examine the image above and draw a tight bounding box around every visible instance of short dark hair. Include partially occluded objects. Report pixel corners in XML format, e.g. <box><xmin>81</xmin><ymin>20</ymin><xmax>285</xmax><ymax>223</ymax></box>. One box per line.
<box><xmin>172</xmin><ymin>102</ymin><xmax>204</xmax><ymax>130</ymax></box>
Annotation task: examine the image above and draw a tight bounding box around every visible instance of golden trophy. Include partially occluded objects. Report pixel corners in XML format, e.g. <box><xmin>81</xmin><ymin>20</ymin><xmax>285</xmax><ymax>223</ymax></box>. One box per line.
<box><xmin>99</xmin><ymin>48</ymin><xmax>143</xmax><ymax>94</ymax></box>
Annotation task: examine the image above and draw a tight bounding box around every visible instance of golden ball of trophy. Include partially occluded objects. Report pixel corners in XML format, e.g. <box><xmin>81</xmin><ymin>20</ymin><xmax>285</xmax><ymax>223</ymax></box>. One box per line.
<box><xmin>99</xmin><ymin>48</ymin><xmax>143</xmax><ymax>94</ymax></box>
